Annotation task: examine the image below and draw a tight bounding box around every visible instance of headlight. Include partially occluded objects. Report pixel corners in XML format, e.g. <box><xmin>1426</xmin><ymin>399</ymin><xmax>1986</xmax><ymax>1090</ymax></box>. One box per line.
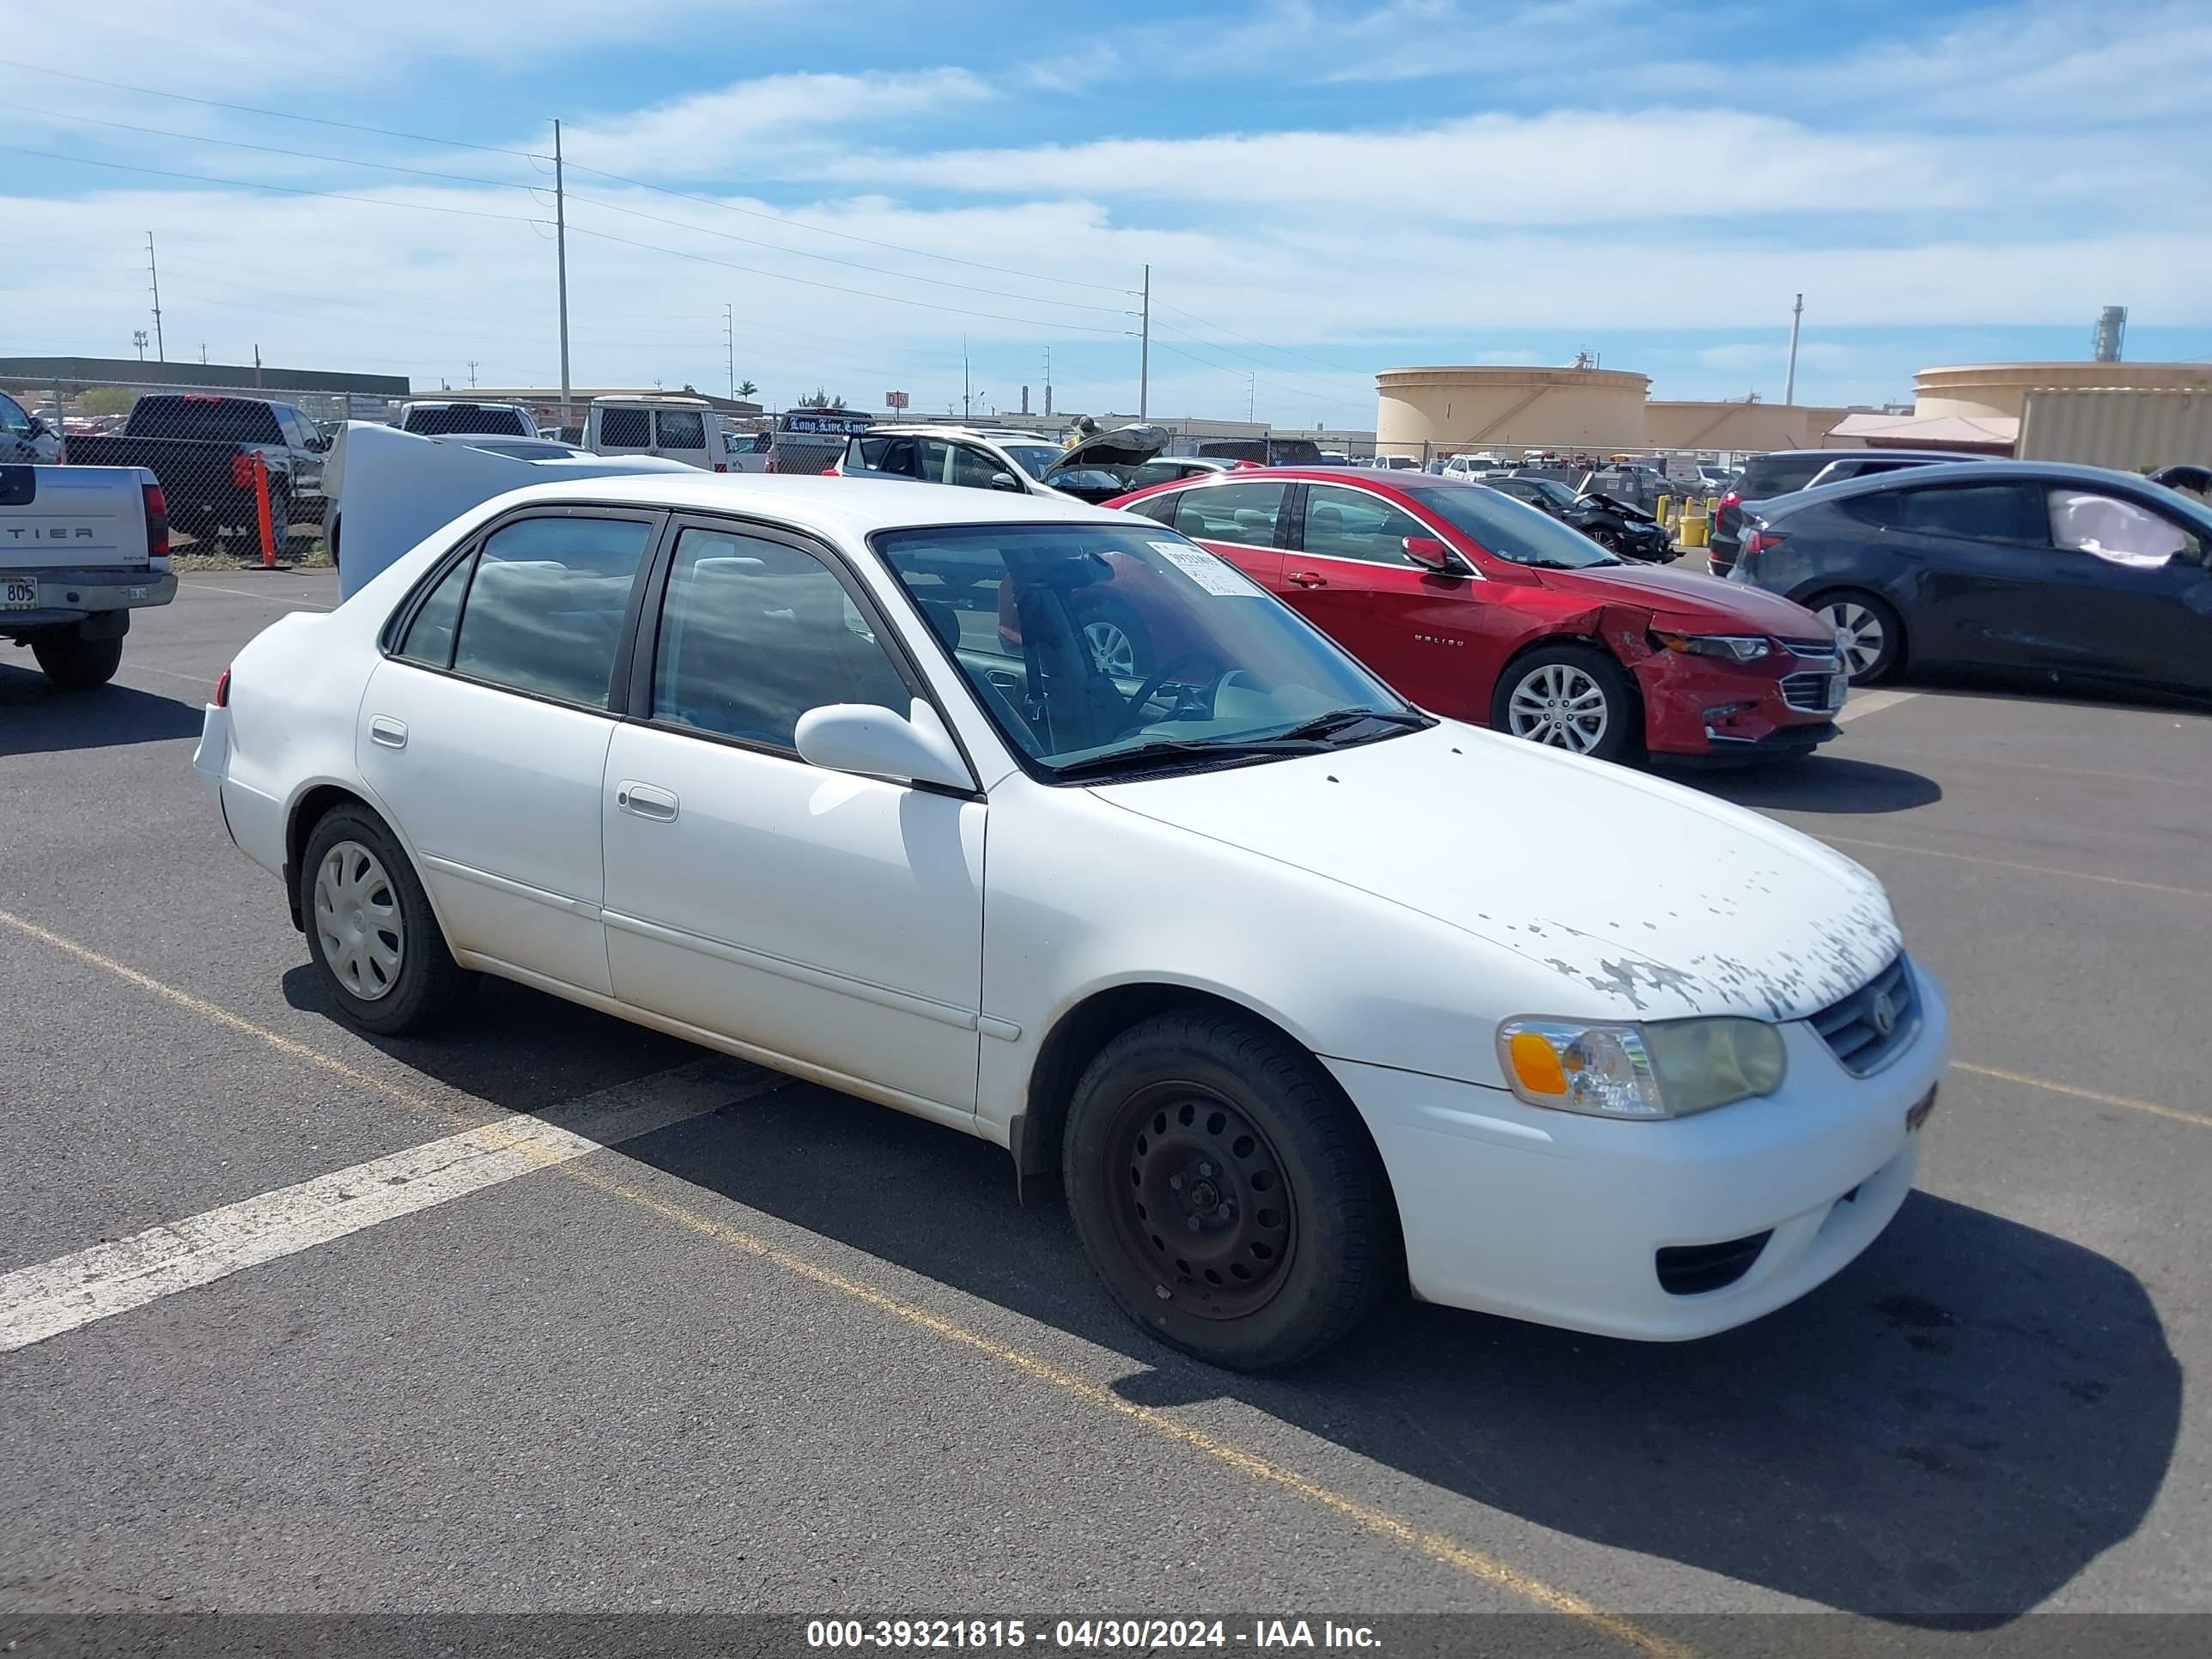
<box><xmin>1497</xmin><ymin>1016</ymin><xmax>1786</xmax><ymax>1119</ymax></box>
<box><xmin>1651</xmin><ymin>631</ymin><xmax>1772</xmax><ymax>662</ymax></box>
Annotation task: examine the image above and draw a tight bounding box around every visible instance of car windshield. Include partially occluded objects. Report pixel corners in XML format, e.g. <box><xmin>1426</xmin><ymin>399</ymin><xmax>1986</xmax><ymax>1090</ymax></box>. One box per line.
<box><xmin>871</xmin><ymin>523</ymin><xmax>1422</xmax><ymax>779</ymax></box>
<box><xmin>1001</xmin><ymin>443</ymin><xmax>1064</xmax><ymax>481</ymax></box>
<box><xmin>1516</xmin><ymin>477</ymin><xmax>1579</xmax><ymax>508</ymax></box>
<box><xmin>1395</xmin><ymin>480</ymin><xmax>1623</xmax><ymax>568</ymax></box>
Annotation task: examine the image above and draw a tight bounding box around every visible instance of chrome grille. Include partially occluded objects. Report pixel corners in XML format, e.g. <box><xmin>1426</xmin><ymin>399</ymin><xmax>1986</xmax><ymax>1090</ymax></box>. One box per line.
<box><xmin>1780</xmin><ymin>670</ymin><xmax>1840</xmax><ymax>713</ymax></box>
<box><xmin>1811</xmin><ymin>955</ymin><xmax>1919</xmax><ymax>1077</ymax></box>
<box><xmin>1782</xmin><ymin>637</ymin><xmax>1840</xmax><ymax>660</ymax></box>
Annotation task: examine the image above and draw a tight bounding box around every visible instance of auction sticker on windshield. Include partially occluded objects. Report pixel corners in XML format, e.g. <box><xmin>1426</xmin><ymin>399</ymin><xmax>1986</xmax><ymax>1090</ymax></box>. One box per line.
<box><xmin>1149</xmin><ymin>540</ymin><xmax>1264</xmax><ymax>597</ymax></box>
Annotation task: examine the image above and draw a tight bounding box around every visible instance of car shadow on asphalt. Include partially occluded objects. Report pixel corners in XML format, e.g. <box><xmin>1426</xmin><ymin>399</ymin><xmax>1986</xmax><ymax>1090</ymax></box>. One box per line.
<box><xmin>600</xmin><ymin>1071</ymin><xmax>2172</xmax><ymax>1629</ymax></box>
<box><xmin>1662</xmin><ymin>755</ymin><xmax>1943</xmax><ymax>815</ymax></box>
<box><xmin>0</xmin><ymin>668</ymin><xmax>205</xmax><ymax>757</ymax></box>
<box><xmin>294</xmin><ymin>968</ymin><xmax>2178</xmax><ymax>1630</ymax></box>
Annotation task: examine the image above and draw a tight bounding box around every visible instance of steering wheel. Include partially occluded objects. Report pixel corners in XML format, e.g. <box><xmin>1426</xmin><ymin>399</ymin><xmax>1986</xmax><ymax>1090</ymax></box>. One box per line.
<box><xmin>1125</xmin><ymin>649</ymin><xmax>1226</xmax><ymax>717</ymax></box>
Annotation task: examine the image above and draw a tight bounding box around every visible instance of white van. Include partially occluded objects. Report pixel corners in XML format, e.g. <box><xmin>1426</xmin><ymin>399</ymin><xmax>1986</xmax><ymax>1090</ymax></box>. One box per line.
<box><xmin>585</xmin><ymin>395</ymin><xmax>722</xmax><ymax>471</ymax></box>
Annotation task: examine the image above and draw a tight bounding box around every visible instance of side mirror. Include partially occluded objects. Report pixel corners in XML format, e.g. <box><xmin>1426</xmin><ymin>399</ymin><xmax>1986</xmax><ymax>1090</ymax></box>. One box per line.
<box><xmin>26</xmin><ymin>416</ymin><xmax>48</xmax><ymax>438</ymax></box>
<box><xmin>1402</xmin><ymin>535</ymin><xmax>1456</xmax><ymax>571</ymax></box>
<box><xmin>794</xmin><ymin>698</ymin><xmax>975</xmax><ymax>792</ymax></box>
<box><xmin>988</xmin><ymin>471</ymin><xmax>1023</xmax><ymax>492</ymax></box>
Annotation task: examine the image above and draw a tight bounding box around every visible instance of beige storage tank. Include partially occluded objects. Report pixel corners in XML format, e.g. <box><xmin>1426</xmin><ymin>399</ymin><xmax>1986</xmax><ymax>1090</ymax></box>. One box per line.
<box><xmin>2017</xmin><ymin>389</ymin><xmax>2212</xmax><ymax>471</ymax></box>
<box><xmin>1376</xmin><ymin>366</ymin><xmax>1650</xmax><ymax>458</ymax></box>
<box><xmin>1916</xmin><ymin>362</ymin><xmax>2212</xmax><ymax>422</ymax></box>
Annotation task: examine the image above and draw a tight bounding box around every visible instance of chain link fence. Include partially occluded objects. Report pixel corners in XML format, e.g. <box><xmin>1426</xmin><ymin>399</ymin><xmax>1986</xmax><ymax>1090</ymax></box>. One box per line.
<box><xmin>3</xmin><ymin>374</ymin><xmax>385</xmax><ymax>556</ymax></box>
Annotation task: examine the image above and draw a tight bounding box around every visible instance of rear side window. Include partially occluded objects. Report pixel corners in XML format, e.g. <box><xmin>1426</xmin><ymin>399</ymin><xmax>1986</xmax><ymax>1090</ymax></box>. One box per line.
<box><xmin>1890</xmin><ymin>483</ymin><xmax>2048</xmax><ymax>544</ymax></box>
<box><xmin>1170</xmin><ymin>481</ymin><xmax>1289</xmax><ymax>547</ymax></box>
<box><xmin>650</xmin><ymin>526</ymin><xmax>910</xmax><ymax>750</ymax></box>
<box><xmin>1741</xmin><ymin>453</ymin><xmax>1829</xmax><ymax>496</ymax></box>
<box><xmin>655</xmin><ymin>410</ymin><xmax>708</xmax><ymax>449</ymax></box>
<box><xmin>598</xmin><ymin>408</ymin><xmax>650</xmax><ymax>447</ymax></box>
<box><xmin>397</xmin><ymin>555</ymin><xmax>473</xmax><ymax>668</ymax></box>
<box><xmin>450</xmin><ymin>516</ymin><xmax>653</xmax><ymax>707</ymax></box>
<box><xmin>1123</xmin><ymin>491</ymin><xmax>1179</xmax><ymax>524</ymax></box>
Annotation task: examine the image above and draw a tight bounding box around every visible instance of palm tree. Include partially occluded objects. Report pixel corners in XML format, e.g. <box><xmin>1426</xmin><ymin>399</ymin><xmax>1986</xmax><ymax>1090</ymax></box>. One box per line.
<box><xmin>737</xmin><ymin>380</ymin><xmax>757</xmax><ymax>399</ymax></box>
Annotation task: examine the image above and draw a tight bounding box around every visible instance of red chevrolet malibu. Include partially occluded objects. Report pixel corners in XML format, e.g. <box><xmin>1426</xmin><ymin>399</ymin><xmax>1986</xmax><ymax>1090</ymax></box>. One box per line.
<box><xmin>1103</xmin><ymin>471</ymin><xmax>1847</xmax><ymax>763</ymax></box>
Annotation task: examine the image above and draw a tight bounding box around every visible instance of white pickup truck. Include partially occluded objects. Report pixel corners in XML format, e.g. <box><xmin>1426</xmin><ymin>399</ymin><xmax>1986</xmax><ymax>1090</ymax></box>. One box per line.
<box><xmin>2</xmin><ymin>464</ymin><xmax>176</xmax><ymax>688</ymax></box>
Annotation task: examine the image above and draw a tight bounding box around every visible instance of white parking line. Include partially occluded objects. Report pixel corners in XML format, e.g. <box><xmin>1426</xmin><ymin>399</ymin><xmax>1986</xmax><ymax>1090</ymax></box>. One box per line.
<box><xmin>1837</xmin><ymin>689</ymin><xmax>1919</xmax><ymax>723</ymax></box>
<box><xmin>0</xmin><ymin>1057</ymin><xmax>780</xmax><ymax>1355</ymax></box>
<box><xmin>176</xmin><ymin>581</ymin><xmax>333</xmax><ymax>610</ymax></box>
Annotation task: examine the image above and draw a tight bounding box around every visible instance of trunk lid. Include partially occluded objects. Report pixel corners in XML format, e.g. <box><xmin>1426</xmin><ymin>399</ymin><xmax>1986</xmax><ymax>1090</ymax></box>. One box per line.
<box><xmin>0</xmin><ymin>465</ymin><xmax>152</xmax><ymax>571</ymax></box>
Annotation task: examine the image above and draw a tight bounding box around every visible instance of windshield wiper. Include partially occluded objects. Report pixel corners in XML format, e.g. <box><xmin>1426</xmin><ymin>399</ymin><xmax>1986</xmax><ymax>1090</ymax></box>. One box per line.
<box><xmin>1053</xmin><ymin>736</ymin><xmax>1331</xmax><ymax>781</ymax></box>
<box><xmin>1269</xmin><ymin>707</ymin><xmax>1432</xmax><ymax>743</ymax></box>
<box><xmin>1516</xmin><ymin>556</ymin><xmax>1620</xmax><ymax>569</ymax></box>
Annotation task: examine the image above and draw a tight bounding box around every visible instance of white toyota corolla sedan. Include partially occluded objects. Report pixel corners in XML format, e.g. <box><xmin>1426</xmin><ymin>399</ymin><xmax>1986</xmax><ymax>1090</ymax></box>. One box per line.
<box><xmin>195</xmin><ymin>475</ymin><xmax>1949</xmax><ymax>1369</ymax></box>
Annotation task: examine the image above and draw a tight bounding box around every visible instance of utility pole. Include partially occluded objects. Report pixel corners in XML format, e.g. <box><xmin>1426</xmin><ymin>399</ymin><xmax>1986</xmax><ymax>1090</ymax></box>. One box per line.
<box><xmin>467</xmin><ymin>359</ymin><xmax>479</xmax><ymax>388</ymax></box>
<box><xmin>253</xmin><ymin>343</ymin><xmax>262</xmax><ymax>388</ymax></box>
<box><xmin>1139</xmin><ymin>264</ymin><xmax>1150</xmax><ymax>420</ymax></box>
<box><xmin>723</xmin><ymin>302</ymin><xmax>734</xmax><ymax>400</ymax></box>
<box><xmin>145</xmin><ymin>233</ymin><xmax>165</xmax><ymax>362</ymax></box>
<box><xmin>554</xmin><ymin>118</ymin><xmax>573</xmax><ymax>428</ymax></box>
<box><xmin>1043</xmin><ymin>345</ymin><xmax>1052</xmax><ymax>418</ymax></box>
<box><xmin>1784</xmin><ymin>292</ymin><xmax>1803</xmax><ymax>406</ymax></box>
<box><xmin>963</xmin><ymin>336</ymin><xmax>971</xmax><ymax>421</ymax></box>
<box><xmin>131</xmin><ymin>330</ymin><xmax>148</xmax><ymax>362</ymax></box>
<box><xmin>1247</xmin><ymin>374</ymin><xmax>1255</xmax><ymax>423</ymax></box>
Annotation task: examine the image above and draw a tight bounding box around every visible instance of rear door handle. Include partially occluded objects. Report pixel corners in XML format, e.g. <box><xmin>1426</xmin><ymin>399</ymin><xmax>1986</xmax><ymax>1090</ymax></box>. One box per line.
<box><xmin>615</xmin><ymin>781</ymin><xmax>679</xmax><ymax>823</ymax></box>
<box><xmin>1288</xmin><ymin>569</ymin><xmax>1328</xmax><ymax>588</ymax></box>
<box><xmin>368</xmin><ymin>715</ymin><xmax>408</xmax><ymax>750</ymax></box>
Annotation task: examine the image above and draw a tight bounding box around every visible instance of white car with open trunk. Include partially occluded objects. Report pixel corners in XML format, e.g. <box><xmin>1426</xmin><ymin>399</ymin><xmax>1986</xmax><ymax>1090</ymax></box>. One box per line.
<box><xmin>194</xmin><ymin>473</ymin><xmax>1948</xmax><ymax>1368</ymax></box>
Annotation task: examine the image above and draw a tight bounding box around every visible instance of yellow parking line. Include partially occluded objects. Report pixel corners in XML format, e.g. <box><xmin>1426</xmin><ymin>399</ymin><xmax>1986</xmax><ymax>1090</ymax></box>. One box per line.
<box><xmin>1953</xmin><ymin>1061</ymin><xmax>2212</xmax><ymax>1130</ymax></box>
<box><xmin>1820</xmin><ymin>834</ymin><xmax>2211</xmax><ymax>901</ymax></box>
<box><xmin>0</xmin><ymin>906</ymin><xmax>1688</xmax><ymax>1658</ymax></box>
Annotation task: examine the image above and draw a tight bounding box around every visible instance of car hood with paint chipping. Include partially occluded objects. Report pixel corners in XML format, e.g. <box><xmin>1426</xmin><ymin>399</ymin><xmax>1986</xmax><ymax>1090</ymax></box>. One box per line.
<box><xmin>1089</xmin><ymin>722</ymin><xmax>1899</xmax><ymax>1023</ymax></box>
<box><xmin>1533</xmin><ymin>559</ymin><xmax>1830</xmax><ymax>635</ymax></box>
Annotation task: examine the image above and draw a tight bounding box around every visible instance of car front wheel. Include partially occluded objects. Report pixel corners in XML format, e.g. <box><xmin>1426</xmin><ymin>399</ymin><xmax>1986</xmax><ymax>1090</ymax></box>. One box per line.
<box><xmin>1492</xmin><ymin>643</ymin><xmax>1641</xmax><ymax>763</ymax></box>
<box><xmin>1064</xmin><ymin>1009</ymin><xmax>1394</xmax><ymax>1370</ymax></box>
<box><xmin>300</xmin><ymin>804</ymin><xmax>474</xmax><ymax>1036</ymax></box>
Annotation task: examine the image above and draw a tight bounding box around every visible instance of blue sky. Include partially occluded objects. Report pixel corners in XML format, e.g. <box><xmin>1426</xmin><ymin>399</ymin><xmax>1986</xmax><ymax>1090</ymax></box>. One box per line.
<box><xmin>5</xmin><ymin>0</ymin><xmax>2209</xmax><ymax>426</ymax></box>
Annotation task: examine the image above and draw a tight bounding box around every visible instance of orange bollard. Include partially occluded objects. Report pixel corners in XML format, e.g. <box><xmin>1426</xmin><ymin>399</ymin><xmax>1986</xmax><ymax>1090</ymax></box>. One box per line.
<box><xmin>252</xmin><ymin>452</ymin><xmax>277</xmax><ymax>567</ymax></box>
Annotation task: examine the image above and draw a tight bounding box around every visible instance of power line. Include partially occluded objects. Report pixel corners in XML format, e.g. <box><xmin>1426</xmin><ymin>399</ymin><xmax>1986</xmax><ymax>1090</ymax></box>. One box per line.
<box><xmin>1146</xmin><ymin>339</ymin><xmax>1355</xmax><ymax>410</ymax></box>
<box><xmin>561</xmin><ymin>222</ymin><xmax>1136</xmax><ymax>337</ymax></box>
<box><xmin>0</xmin><ymin>145</ymin><xmax>549</xmax><ymax>226</ymax></box>
<box><xmin>1152</xmin><ymin>296</ymin><xmax>1376</xmax><ymax>387</ymax></box>
<box><xmin>1150</xmin><ymin>318</ymin><xmax>1371</xmax><ymax>400</ymax></box>
<box><xmin>562</xmin><ymin>189</ymin><xmax>1134</xmax><ymax>318</ymax></box>
<box><xmin>562</xmin><ymin>160</ymin><xmax>1135</xmax><ymax>296</ymax></box>
<box><xmin>0</xmin><ymin>57</ymin><xmax>546</xmax><ymax>159</ymax></box>
<box><xmin>0</xmin><ymin>100</ymin><xmax>539</xmax><ymax>192</ymax></box>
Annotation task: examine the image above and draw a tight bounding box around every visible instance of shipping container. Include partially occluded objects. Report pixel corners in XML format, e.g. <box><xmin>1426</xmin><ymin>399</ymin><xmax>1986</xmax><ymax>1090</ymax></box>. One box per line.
<box><xmin>2017</xmin><ymin>388</ymin><xmax>2212</xmax><ymax>473</ymax></box>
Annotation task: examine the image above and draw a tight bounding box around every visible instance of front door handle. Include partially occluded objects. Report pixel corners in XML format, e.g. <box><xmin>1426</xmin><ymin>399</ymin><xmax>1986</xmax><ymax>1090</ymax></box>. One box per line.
<box><xmin>615</xmin><ymin>780</ymin><xmax>679</xmax><ymax>822</ymax></box>
<box><xmin>368</xmin><ymin>715</ymin><xmax>408</xmax><ymax>750</ymax></box>
<box><xmin>1287</xmin><ymin>569</ymin><xmax>1328</xmax><ymax>588</ymax></box>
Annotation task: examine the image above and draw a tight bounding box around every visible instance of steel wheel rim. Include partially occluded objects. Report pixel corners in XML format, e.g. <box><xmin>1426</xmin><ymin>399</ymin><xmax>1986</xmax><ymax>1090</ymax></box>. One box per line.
<box><xmin>1084</xmin><ymin>618</ymin><xmax>1137</xmax><ymax>678</ymax></box>
<box><xmin>1104</xmin><ymin>1081</ymin><xmax>1296</xmax><ymax>1321</ymax></box>
<box><xmin>1823</xmin><ymin>602</ymin><xmax>1886</xmax><ymax>678</ymax></box>
<box><xmin>313</xmin><ymin>840</ymin><xmax>404</xmax><ymax>1002</ymax></box>
<box><xmin>1506</xmin><ymin>662</ymin><xmax>1610</xmax><ymax>752</ymax></box>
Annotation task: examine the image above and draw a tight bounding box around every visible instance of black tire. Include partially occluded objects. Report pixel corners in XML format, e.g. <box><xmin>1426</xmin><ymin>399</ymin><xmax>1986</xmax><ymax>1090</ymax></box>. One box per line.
<box><xmin>1489</xmin><ymin>641</ymin><xmax>1643</xmax><ymax>763</ymax></box>
<box><xmin>299</xmin><ymin>804</ymin><xmax>474</xmax><ymax>1036</ymax></box>
<box><xmin>327</xmin><ymin>514</ymin><xmax>341</xmax><ymax>572</ymax></box>
<box><xmin>1808</xmin><ymin>588</ymin><xmax>1905</xmax><ymax>685</ymax></box>
<box><xmin>1587</xmin><ymin>526</ymin><xmax>1623</xmax><ymax>556</ymax></box>
<box><xmin>31</xmin><ymin>628</ymin><xmax>124</xmax><ymax>690</ymax></box>
<box><xmin>1064</xmin><ymin>1008</ymin><xmax>1395</xmax><ymax>1370</ymax></box>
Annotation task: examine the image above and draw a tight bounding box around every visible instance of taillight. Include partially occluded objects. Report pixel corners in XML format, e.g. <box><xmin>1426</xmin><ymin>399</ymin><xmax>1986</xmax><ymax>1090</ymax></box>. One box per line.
<box><xmin>1719</xmin><ymin>490</ymin><xmax>1741</xmax><ymax>513</ymax></box>
<box><xmin>143</xmin><ymin>483</ymin><xmax>170</xmax><ymax>558</ymax></box>
<box><xmin>1741</xmin><ymin>529</ymin><xmax>1782</xmax><ymax>559</ymax></box>
<box><xmin>821</xmin><ymin>466</ymin><xmax>837</xmax><ymax>477</ymax></box>
<box><xmin>215</xmin><ymin>665</ymin><xmax>231</xmax><ymax>708</ymax></box>
<box><xmin>231</xmin><ymin>453</ymin><xmax>253</xmax><ymax>489</ymax></box>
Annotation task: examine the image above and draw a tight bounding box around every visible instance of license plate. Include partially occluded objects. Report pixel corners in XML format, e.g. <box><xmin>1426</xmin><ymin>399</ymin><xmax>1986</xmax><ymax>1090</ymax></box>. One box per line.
<box><xmin>2</xmin><ymin>577</ymin><xmax>37</xmax><ymax>610</ymax></box>
<box><xmin>1826</xmin><ymin>672</ymin><xmax>1848</xmax><ymax>712</ymax></box>
<box><xmin>1905</xmin><ymin>1088</ymin><xmax>1938</xmax><ymax>1133</ymax></box>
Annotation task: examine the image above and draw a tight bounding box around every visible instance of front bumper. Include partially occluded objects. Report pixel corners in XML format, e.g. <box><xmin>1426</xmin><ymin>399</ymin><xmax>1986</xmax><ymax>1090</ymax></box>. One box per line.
<box><xmin>1328</xmin><ymin>963</ymin><xmax>1951</xmax><ymax>1341</ymax></box>
<box><xmin>2</xmin><ymin>566</ymin><xmax>175</xmax><ymax>631</ymax></box>
<box><xmin>1632</xmin><ymin>643</ymin><xmax>1844</xmax><ymax>757</ymax></box>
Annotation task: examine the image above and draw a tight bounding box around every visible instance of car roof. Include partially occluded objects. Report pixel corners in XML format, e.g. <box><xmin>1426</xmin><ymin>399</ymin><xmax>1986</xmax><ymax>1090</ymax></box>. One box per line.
<box><xmin>485</xmin><ymin>471</ymin><xmax>1133</xmax><ymax>540</ymax></box>
<box><xmin>1758</xmin><ymin>458</ymin><xmax>2208</xmax><ymax>516</ymax></box>
<box><xmin>1750</xmin><ymin>447</ymin><xmax>1987</xmax><ymax>465</ymax></box>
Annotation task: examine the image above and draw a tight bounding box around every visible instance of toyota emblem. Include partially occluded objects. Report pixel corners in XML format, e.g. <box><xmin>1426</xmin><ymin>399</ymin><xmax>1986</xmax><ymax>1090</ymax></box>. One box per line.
<box><xmin>1871</xmin><ymin>990</ymin><xmax>1896</xmax><ymax>1037</ymax></box>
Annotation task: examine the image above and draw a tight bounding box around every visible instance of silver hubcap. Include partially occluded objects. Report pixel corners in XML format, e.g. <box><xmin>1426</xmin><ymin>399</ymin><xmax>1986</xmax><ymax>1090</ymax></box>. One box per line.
<box><xmin>1508</xmin><ymin>663</ymin><xmax>1610</xmax><ymax>752</ymax></box>
<box><xmin>1084</xmin><ymin>619</ymin><xmax>1137</xmax><ymax>678</ymax></box>
<box><xmin>1823</xmin><ymin>601</ymin><xmax>1886</xmax><ymax>679</ymax></box>
<box><xmin>313</xmin><ymin>840</ymin><xmax>404</xmax><ymax>1002</ymax></box>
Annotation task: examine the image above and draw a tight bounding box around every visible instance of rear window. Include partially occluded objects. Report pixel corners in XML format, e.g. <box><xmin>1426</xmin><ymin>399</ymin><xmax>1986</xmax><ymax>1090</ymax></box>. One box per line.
<box><xmin>404</xmin><ymin>404</ymin><xmax>531</xmax><ymax>436</ymax></box>
<box><xmin>1739</xmin><ymin>453</ymin><xmax>1832</xmax><ymax>497</ymax></box>
<box><xmin>597</xmin><ymin>408</ymin><xmax>651</xmax><ymax>447</ymax></box>
<box><xmin>131</xmin><ymin>397</ymin><xmax>283</xmax><ymax>444</ymax></box>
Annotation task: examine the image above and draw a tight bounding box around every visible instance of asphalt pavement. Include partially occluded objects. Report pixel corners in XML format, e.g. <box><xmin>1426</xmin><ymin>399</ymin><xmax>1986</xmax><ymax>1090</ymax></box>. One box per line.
<box><xmin>2</xmin><ymin>569</ymin><xmax>2208</xmax><ymax>1653</ymax></box>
